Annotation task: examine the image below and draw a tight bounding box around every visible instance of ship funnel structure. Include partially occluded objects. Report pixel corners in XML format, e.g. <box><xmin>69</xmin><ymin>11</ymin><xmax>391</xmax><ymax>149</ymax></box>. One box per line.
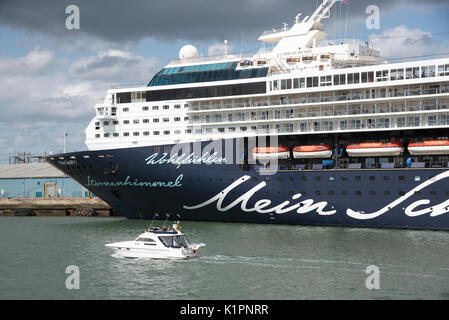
<box><xmin>257</xmin><ymin>0</ymin><xmax>336</xmax><ymax>53</ymax></box>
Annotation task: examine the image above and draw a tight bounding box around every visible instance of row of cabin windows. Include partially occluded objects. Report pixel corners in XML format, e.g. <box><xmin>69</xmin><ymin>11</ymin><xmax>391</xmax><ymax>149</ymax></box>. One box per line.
<box><xmin>119</xmin><ymin>104</ymin><xmax>187</xmax><ymax>110</ymax></box>
<box><xmin>97</xmin><ymin>117</ymin><xmax>187</xmax><ymax>127</ymax></box>
<box><xmin>190</xmin><ymin>175</ymin><xmax>446</xmax><ymax>185</ymax></box>
<box><xmin>95</xmin><ymin>129</ymin><xmax>192</xmax><ymax>138</ymax></box>
<box><xmin>270</xmin><ymin>64</ymin><xmax>449</xmax><ymax>91</ymax></box>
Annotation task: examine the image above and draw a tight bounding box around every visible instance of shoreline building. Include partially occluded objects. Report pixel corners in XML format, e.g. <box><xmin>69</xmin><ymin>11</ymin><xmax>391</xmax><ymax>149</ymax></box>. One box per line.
<box><xmin>0</xmin><ymin>162</ymin><xmax>91</xmax><ymax>198</ymax></box>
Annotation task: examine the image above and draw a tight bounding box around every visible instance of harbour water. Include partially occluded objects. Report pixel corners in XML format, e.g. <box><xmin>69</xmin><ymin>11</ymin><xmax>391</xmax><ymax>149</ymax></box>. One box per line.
<box><xmin>0</xmin><ymin>216</ymin><xmax>448</xmax><ymax>300</ymax></box>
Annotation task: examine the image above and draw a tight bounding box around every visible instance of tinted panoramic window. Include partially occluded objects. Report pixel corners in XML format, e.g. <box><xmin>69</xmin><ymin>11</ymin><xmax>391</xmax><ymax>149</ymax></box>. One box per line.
<box><xmin>148</xmin><ymin>61</ymin><xmax>268</xmax><ymax>86</ymax></box>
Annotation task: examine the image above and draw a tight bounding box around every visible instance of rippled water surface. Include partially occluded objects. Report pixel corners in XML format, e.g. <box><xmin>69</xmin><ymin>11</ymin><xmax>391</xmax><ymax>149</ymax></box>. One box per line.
<box><xmin>0</xmin><ymin>217</ymin><xmax>448</xmax><ymax>299</ymax></box>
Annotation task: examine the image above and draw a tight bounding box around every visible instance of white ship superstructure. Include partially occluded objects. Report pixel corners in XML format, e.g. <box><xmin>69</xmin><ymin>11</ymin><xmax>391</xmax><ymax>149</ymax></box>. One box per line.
<box><xmin>86</xmin><ymin>0</ymin><xmax>449</xmax><ymax>151</ymax></box>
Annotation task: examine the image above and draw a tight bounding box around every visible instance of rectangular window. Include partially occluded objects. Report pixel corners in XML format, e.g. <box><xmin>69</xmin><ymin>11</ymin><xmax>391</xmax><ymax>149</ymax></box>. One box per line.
<box><xmin>163</xmin><ymin>105</ymin><xmax>169</xmax><ymax>109</ymax></box>
<box><xmin>174</xmin><ymin>104</ymin><xmax>181</xmax><ymax>109</ymax></box>
<box><xmin>133</xmin><ymin>132</ymin><xmax>139</xmax><ymax>136</ymax></box>
<box><xmin>320</xmin><ymin>75</ymin><xmax>332</xmax><ymax>86</ymax></box>
<box><xmin>347</xmin><ymin>73</ymin><xmax>353</xmax><ymax>84</ymax></box>
<box><xmin>153</xmin><ymin>118</ymin><xmax>159</xmax><ymax>123</ymax></box>
<box><xmin>123</xmin><ymin>132</ymin><xmax>129</xmax><ymax>136</ymax></box>
<box><xmin>376</xmin><ymin>70</ymin><xmax>388</xmax><ymax>82</ymax></box>
<box><xmin>333</xmin><ymin>74</ymin><xmax>339</xmax><ymax>86</ymax></box>
<box><xmin>133</xmin><ymin>119</ymin><xmax>139</xmax><ymax>124</ymax></box>
<box><xmin>306</xmin><ymin>77</ymin><xmax>313</xmax><ymax>88</ymax></box>
<box><xmin>152</xmin><ymin>106</ymin><xmax>159</xmax><ymax>110</ymax></box>
<box><xmin>406</xmin><ymin>68</ymin><xmax>413</xmax><ymax>79</ymax></box>
<box><xmin>153</xmin><ymin>131</ymin><xmax>160</xmax><ymax>135</ymax></box>
<box><xmin>143</xmin><ymin>119</ymin><xmax>149</xmax><ymax>123</ymax></box>
<box><xmin>361</xmin><ymin>72</ymin><xmax>368</xmax><ymax>83</ymax></box>
<box><xmin>293</xmin><ymin>78</ymin><xmax>299</xmax><ymax>89</ymax></box>
<box><xmin>142</xmin><ymin>106</ymin><xmax>149</xmax><ymax>111</ymax></box>
<box><xmin>281</xmin><ymin>79</ymin><xmax>287</xmax><ymax>90</ymax></box>
<box><xmin>123</xmin><ymin>120</ymin><xmax>129</xmax><ymax>124</ymax></box>
<box><xmin>122</xmin><ymin>108</ymin><xmax>129</xmax><ymax>112</ymax></box>
<box><xmin>143</xmin><ymin>131</ymin><xmax>149</xmax><ymax>136</ymax></box>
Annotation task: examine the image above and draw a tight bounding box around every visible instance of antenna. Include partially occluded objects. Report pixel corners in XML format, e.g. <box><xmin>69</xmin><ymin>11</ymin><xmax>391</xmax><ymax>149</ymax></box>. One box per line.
<box><xmin>163</xmin><ymin>213</ymin><xmax>170</xmax><ymax>228</ymax></box>
<box><xmin>224</xmin><ymin>40</ymin><xmax>228</xmax><ymax>56</ymax></box>
<box><xmin>240</xmin><ymin>29</ymin><xmax>244</xmax><ymax>55</ymax></box>
<box><xmin>149</xmin><ymin>213</ymin><xmax>159</xmax><ymax>230</ymax></box>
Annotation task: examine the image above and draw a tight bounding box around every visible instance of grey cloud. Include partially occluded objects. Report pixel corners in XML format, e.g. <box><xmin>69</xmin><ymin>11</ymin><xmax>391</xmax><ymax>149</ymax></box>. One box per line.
<box><xmin>67</xmin><ymin>50</ymin><xmax>160</xmax><ymax>81</ymax></box>
<box><xmin>1</xmin><ymin>0</ymin><xmax>447</xmax><ymax>44</ymax></box>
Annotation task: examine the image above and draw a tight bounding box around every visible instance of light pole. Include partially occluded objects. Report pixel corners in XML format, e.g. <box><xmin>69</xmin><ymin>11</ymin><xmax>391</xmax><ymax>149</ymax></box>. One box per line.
<box><xmin>63</xmin><ymin>132</ymin><xmax>68</xmax><ymax>153</ymax></box>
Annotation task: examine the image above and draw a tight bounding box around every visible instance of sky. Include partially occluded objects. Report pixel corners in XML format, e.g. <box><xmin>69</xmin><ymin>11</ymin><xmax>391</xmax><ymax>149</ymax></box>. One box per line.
<box><xmin>0</xmin><ymin>0</ymin><xmax>448</xmax><ymax>164</ymax></box>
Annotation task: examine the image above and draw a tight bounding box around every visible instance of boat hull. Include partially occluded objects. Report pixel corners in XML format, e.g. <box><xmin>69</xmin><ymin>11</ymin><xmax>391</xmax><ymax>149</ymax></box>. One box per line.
<box><xmin>293</xmin><ymin>150</ymin><xmax>332</xmax><ymax>158</ymax></box>
<box><xmin>346</xmin><ymin>147</ymin><xmax>404</xmax><ymax>157</ymax></box>
<box><xmin>408</xmin><ymin>146</ymin><xmax>449</xmax><ymax>155</ymax></box>
<box><xmin>252</xmin><ymin>151</ymin><xmax>290</xmax><ymax>160</ymax></box>
<box><xmin>105</xmin><ymin>242</ymin><xmax>197</xmax><ymax>259</ymax></box>
<box><xmin>47</xmin><ymin>140</ymin><xmax>449</xmax><ymax>230</ymax></box>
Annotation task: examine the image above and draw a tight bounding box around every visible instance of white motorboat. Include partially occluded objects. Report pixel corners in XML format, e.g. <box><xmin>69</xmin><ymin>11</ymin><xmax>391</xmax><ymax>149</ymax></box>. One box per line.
<box><xmin>105</xmin><ymin>223</ymin><xmax>205</xmax><ymax>259</ymax></box>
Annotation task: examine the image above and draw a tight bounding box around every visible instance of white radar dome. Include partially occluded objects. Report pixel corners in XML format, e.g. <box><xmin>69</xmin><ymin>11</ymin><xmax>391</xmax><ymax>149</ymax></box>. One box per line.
<box><xmin>179</xmin><ymin>45</ymin><xmax>199</xmax><ymax>59</ymax></box>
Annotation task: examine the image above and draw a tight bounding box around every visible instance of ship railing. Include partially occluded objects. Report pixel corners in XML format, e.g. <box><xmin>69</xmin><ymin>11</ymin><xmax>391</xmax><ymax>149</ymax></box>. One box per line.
<box><xmin>167</xmin><ymin>53</ymin><xmax>246</xmax><ymax>66</ymax></box>
<box><xmin>269</xmin><ymin>52</ymin><xmax>449</xmax><ymax>76</ymax></box>
<box><xmin>260</xmin><ymin>26</ymin><xmax>289</xmax><ymax>37</ymax></box>
<box><xmin>108</xmin><ymin>83</ymin><xmax>148</xmax><ymax>90</ymax></box>
<box><xmin>188</xmin><ymin>103</ymin><xmax>449</xmax><ymax>125</ymax></box>
<box><xmin>189</xmin><ymin>118</ymin><xmax>449</xmax><ymax>137</ymax></box>
<box><xmin>188</xmin><ymin>87</ymin><xmax>449</xmax><ymax>112</ymax></box>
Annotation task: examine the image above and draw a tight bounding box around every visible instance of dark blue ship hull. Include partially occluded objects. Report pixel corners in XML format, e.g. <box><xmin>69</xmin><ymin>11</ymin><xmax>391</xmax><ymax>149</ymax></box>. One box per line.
<box><xmin>47</xmin><ymin>139</ymin><xmax>449</xmax><ymax>230</ymax></box>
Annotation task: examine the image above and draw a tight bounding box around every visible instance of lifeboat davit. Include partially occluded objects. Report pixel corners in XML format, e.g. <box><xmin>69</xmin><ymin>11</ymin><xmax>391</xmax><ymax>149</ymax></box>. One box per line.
<box><xmin>346</xmin><ymin>141</ymin><xmax>404</xmax><ymax>157</ymax></box>
<box><xmin>408</xmin><ymin>140</ymin><xmax>449</xmax><ymax>155</ymax></box>
<box><xmin>292</xmin><ymin>145</ymin><xmax>332</xmax><ymax>159</ymax></box>
<box><xmin>252</xmin><ymin>146</ymin><xmax>290</xmax><ymax>160</ymax></box>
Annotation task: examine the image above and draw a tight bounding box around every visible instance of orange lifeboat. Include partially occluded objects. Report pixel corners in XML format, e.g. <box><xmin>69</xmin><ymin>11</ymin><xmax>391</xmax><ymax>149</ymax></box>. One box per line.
<box><xmin>292</xmin><ymin>145</ymin><xmax>332</xmax><ymax>159</ymax></box>
<box><xmin>252</xmin><ymin>146</ymin><xmax>290</xmax><ymax>160</ymax></box>
<box><xmin>346</xmin><ymin>141</ymin><xmax>404</xmax><ymax>157</ymax></box>
<box><xmin>408</xmin><ymin>139</ymin><xmax>449</xmax><ymax>155</ymax></box>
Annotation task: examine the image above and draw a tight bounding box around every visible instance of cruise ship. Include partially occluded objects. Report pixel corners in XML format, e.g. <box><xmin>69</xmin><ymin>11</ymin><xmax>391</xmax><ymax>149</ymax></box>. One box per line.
<box><xmin>47</xmin><ymin>0</ymin><xmax>449</xmax><ymax>230</ymax></box>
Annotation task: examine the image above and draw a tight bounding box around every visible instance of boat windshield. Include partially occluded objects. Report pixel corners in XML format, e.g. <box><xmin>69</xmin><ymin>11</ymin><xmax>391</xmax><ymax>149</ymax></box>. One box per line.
<box><xmin>159</xmin><ymin>235</ymin><xmax>190</xmax><ymax>248</ymax></box>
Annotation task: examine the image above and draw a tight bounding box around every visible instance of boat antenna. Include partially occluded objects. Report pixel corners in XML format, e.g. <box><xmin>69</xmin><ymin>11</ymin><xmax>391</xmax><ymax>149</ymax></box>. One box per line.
<box><xmin>163</xmin><ymin>213</ymin><xmax>170</xmax><ymax>228</ymax></box>
<box><xmin>149</xmin><ymin>213</ymin><xmax>159</xmax><ymax>230</ymax></box>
